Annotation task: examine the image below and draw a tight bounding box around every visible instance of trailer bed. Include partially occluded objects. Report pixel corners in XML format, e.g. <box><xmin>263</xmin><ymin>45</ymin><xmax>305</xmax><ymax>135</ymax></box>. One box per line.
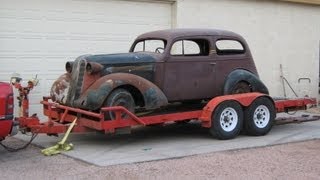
<box><xmin>17</xmin><ymin>93</ymin><xmax>317</xmax><ymax>139</ymax></box>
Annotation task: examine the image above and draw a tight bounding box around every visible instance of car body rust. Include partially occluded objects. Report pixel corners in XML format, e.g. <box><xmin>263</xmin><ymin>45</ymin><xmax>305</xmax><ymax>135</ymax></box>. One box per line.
<box><xmin>74</xmin><ymin>73</ymin><xmax>168</xmax><ymax>110</ymax></box>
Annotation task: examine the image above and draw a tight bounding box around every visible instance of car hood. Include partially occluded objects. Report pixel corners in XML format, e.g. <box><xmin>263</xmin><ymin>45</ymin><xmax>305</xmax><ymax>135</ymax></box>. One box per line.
<box><xmin>85</xmin><ymin>52</ymin><xmax>158</xmax><ymax>65</ymax></box>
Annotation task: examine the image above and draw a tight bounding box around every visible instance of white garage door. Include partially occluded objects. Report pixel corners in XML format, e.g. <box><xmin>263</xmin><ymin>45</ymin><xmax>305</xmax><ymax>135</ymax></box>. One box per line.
<box><xmin>0</xmin><ymin>0</ymin><xmax>172</xmax><ymax>118</ymax></box>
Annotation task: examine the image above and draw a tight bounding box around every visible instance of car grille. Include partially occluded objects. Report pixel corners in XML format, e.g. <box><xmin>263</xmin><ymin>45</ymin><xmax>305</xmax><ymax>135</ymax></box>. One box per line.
<box><xmin>66</xmin><ymin>58</ymin><xmax>86</xmax><ymax>106</ymax></box>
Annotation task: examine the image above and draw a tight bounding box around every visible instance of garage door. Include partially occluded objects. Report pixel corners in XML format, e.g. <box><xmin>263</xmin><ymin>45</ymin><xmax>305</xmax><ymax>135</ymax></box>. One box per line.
<box><xmin>0</xmin><ymin>0</ymin><xmax>172</xmax><ymax>118</ymax></box>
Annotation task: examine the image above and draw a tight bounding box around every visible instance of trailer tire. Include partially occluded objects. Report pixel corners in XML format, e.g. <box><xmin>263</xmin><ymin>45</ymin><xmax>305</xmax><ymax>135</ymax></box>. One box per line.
<box><xmin>244</xmin><ymin>97</ymin><xmax>275</xmax><ymax>136</ymax></box>
<box><xmin>210</xmin><ymin>100</ymin><xmax>243</xmax><ymax>140</ymax></box>
<box><xmin>104</xmin><ymin>88</ymin><xmax>135</xmax><ymax>120</ymax></box>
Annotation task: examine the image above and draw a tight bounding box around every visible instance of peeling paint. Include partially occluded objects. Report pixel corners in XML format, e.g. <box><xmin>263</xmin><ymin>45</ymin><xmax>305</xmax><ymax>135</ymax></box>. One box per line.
<box><xmin>50</xmin><ymin>73</ymin><xmax>71</xmax><ymax>103</ymax></box>
<box><xmin>71</xmin><ymin>73</ymin><xmax>168</xmax><ymax>110</ymax></box>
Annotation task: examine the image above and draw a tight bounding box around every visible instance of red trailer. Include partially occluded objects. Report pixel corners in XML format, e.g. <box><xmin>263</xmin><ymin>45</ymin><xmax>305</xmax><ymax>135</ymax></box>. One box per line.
<box><xmin>17</xmin><ymin>92</ymin><xmax>316</xmax><ymax>140</ymax></box>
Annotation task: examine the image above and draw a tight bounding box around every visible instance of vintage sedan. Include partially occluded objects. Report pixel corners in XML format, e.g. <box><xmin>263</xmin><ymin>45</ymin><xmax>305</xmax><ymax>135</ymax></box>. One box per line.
<box><xmin>51</xmin><ymin>29</ymin><xmax>268</xmax><ymax>118</ymax></box>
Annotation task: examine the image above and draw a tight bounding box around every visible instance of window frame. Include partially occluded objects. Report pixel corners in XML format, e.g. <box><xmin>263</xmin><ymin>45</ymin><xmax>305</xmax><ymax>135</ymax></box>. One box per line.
<box><xmin>214</xmin><ymin>38</ymin><xmax>246</xmax><ymax>56</ymax></box>
<box><xmin>169</xmin><ymin>37</ymin><xmax>211</xmax><ymax>57</ymax></box>
<box><xmin>131</xmin><ymin>38</ymin><xmax>167</xmax><ymax>53</ymax></box>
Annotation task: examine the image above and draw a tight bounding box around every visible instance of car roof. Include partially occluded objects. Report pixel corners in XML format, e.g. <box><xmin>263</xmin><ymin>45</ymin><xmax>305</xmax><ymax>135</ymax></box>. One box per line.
<box><xmin>135</xmin><ymin>28</ymin><xmax>242</xmax><ymax>40</ymax></box>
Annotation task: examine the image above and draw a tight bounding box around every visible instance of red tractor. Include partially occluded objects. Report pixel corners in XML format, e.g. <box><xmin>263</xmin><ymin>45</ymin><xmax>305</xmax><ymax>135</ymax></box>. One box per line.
<box><xmin>0</xmin><ymin>82</ymin><xmax>16</xmax><ymax>141</ymax></box>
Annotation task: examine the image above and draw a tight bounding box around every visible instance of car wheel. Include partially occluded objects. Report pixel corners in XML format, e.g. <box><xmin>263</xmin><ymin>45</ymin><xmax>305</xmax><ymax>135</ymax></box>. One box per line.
<box><xmin>231</xmin><ymin>81</ymin><xmax>251</xmax><ymax>94</ymax></box>
<box><xmin>244</xmin><ymin>97</ymin><xmax>275</xmax><ymax>136</ymax></box>
<box><xmin>209</xmin><ymin>100</ymin><xmax>243</xmax><ymax>140</ymax></box>
<box><xmin>104</xmin><ymin>88</ymin><xmax>135</xmax><ymax>120</ymax></box>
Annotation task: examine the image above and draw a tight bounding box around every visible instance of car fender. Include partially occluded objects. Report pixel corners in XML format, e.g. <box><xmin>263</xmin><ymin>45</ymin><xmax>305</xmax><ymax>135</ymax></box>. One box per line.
<box><xmin>75</xmin><ymin>73</ymin><xmax>168</xmax><ymax>110</ymax></box>
<box><xmin>50</xmin><ymin>73</ymin><xmax>71</xmax><ymax>104</ymax></box>
<box><xmin>223</xmin><ymin>69</ymin><xmax>269</xmax><ymax>95</ymax></box>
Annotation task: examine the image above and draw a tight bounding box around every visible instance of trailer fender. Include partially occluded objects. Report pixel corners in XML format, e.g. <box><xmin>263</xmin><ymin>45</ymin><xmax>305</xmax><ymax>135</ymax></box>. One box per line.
<box><xmin>200</xmin><ymin>93</ymin><xmax>273</xmax><ymax>128</ymax></box>
<box><xmin>75</xmin><ymin>73</ymin><xmax>168</xmax><ymax>110</ymax></box>
<box><xmin>223</xmin><ymin>69</ymin><xmax>269</xmax><ymax>95</ymax></box>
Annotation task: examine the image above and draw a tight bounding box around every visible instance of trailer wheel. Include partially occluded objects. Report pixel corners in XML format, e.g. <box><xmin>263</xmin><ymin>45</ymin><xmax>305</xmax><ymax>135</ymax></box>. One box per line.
<box><xmin>104</xmin><ymin>88</ymin><xmax>135</xmax><ymax>120</ymax></box>
<box><xmin>244</xmin><ymin>97</ymin><xmax>275</xmax><ymax>136</ymax></box>
<box><xmin>210</xmin><ymin>101</ymin><xmax>243</xmax><ymax>140</ymax></box>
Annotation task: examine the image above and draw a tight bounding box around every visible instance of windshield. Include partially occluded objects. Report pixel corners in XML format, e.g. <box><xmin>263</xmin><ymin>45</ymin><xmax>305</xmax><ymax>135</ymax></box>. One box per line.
<box><xmin>133</xmin><ymin>39</ymin><xmax>166</xmax><ymax>54</ymax></box>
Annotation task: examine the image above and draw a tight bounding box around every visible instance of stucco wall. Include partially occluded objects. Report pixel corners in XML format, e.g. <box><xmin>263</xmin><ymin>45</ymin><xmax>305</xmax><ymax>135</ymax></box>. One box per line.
<box><xmin>174</xmin><ymin>0</ymin><xmax>320</xmax><ymax>98</ymax></box>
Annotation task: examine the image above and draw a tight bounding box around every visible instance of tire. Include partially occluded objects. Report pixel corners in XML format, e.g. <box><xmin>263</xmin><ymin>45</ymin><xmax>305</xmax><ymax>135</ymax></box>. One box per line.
<box><xmin>209</xmin><ymin>101</ymin><xmax>243</xmax><ymax>140</ymax></box>
<box><xmin>231</xmin><ymin>81</ymin><xmax>251</xmax><ymax>94</ymax></box>
<box><xmin>104</xmin><ymin>88</ymin><xmax>135</xmax><ymax>120</ymax></box>
<box><xmin>244</xmin><ymin>97</ymin><xmax>275</xmax><ymax>136</ymax></box>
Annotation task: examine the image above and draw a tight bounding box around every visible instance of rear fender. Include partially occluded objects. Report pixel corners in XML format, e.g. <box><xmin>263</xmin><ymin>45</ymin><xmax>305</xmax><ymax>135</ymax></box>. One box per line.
<box><xmin>0</xmin><ymin>120</ymin><xmax>13</xmax><ymax>140</ymax></box>
<box><xmin>75</xmin><ymin>73</ymin><xmax>168</xmax><ymax>110</ymax></box>
<box><xmin>223</xmin><ymin>69</ymin><xmax>269</xmax><ymax>95</ymax></box>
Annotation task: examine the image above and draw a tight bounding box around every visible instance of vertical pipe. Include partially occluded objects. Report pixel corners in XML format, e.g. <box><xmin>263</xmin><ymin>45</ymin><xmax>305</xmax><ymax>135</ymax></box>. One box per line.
<box><xmin>280</xmin><ymin>64</ymin><xmax>286</xmax><ymax>97</ymax></box>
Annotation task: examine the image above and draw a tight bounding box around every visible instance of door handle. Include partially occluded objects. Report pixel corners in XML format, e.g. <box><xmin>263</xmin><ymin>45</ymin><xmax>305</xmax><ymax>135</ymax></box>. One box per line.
<box><xmin>209</xmin><ymin>62</ymin><xmax>216</xmax><ymax>66</ymax></box>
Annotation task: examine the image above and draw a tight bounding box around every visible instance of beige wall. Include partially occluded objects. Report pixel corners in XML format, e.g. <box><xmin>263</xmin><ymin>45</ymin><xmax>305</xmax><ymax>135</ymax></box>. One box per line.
<box><xmin>174</xmin><ymin>0</ymin><xmax>320</xmax><ymax>98</ymax></box>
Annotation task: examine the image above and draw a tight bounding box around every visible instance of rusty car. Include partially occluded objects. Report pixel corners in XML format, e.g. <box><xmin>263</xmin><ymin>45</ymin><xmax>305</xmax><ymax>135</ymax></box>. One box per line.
<box><xmin>50</xmin><ymin>29</ymin><xmax>268</xmax><ymax>119</ymax></box>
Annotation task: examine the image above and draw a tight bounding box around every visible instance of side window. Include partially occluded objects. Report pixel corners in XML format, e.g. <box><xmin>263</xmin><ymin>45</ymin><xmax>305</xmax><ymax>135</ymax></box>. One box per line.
<box><xmin>170</xmin><ymin>39</ymin><xmax>209</xmax><ymax>56</ymax></box>
<box><xmin>133</xmin><ymin>40</ymin><xmax>165</xmax><ymax>53</ymax></box>
<box><xmin>134</xmin><ymin>42</ymin><xmax>144</xmax><ymax>52</ymax></box>
<box><xmin>215</xmin><ymin>39</ymin><xmax>245</xmax><ymax>55</ymax></box>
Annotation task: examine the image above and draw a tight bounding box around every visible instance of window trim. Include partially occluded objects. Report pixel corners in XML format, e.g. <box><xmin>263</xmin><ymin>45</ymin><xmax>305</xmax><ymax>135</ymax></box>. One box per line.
<box><xmin>169</xmin><ymin>38</ymin><xmax>210</xmax><ymax>56</ymax></box>
<box><xmin>130</xmin><ymin>38</ymin><xmax>167</xmax><ymax>53</ymax></box>
<box><xmin>215</xmin><ymin>38</ymin><xmax>246</xmax><ymax>56</ymax></box>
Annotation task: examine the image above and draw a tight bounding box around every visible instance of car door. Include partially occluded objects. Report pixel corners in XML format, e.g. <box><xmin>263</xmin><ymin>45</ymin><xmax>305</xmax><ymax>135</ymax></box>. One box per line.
<box><xmin>162</xmin><ymin>37</ymin><xmax>217</xmax><ymax>101</ymax></box>
<box><xmin>212</xmin><ymin>37</ymin><xmax>250</xmax><ymax>93</ymax></box>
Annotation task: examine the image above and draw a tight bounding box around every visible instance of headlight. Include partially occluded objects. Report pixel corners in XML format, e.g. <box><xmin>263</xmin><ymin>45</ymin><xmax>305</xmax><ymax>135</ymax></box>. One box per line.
<box><xmin>86</xmin><ymin>62</ymin><xmax>103</xmax><ymax>74</ymax></box>
<box><xmin>65</xmin><ymin>62</ymin><xmax>73</xmax><ymax>73</ymax></box>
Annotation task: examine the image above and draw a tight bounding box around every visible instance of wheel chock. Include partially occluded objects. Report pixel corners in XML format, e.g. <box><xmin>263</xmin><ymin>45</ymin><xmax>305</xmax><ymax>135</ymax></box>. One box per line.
<box><xmin>41</xmin><ymin>118</ymin><xmax>77</xmax><ymax>156</ymax></box>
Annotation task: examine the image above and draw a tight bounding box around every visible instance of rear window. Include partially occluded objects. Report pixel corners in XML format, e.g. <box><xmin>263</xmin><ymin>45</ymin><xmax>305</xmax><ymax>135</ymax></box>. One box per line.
<box><xmin>215</xmin><ymin>39</ymin><xmax>245</xmax><ymax>55</ymax></box>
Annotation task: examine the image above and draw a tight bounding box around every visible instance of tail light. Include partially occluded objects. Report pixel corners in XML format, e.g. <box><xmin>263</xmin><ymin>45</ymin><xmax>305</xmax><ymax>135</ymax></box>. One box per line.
<box><xmin>6</xmin><ymin>94</ymin><xmax>14</xmax><ymax>115</ymax></box>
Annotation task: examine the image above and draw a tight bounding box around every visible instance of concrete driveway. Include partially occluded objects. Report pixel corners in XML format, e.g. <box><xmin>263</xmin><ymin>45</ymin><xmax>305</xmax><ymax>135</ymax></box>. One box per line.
<box><xmin>15</xmin><ymin>111</ymin><xmax>320</xmax><ymax>166</ymax></box>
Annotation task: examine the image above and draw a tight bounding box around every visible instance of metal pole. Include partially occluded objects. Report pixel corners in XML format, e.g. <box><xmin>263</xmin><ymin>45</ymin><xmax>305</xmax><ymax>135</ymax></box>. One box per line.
<box><xmin>280</xmin><ymin>64</ymin><xmax>286</xmax><ymax>97</ymax></box>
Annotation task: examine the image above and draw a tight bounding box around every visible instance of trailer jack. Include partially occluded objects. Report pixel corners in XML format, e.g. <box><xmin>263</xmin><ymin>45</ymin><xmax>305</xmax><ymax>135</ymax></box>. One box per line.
<box><xmin>41</xmin><ymin>118</ymin><xmax>77</xmax><ymax>156</ymax></box>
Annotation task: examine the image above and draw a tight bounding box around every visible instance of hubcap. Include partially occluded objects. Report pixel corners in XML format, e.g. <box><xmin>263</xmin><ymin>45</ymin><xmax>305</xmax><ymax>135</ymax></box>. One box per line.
<box><xmin>220</xmin><ymin>107</ymin><xmax>238</xmax><ymax>132</ymax></box>
<box><xmin>253</xmin><ymin>105</ymin><xmax>270</xmax><ymax>128</ymax></box>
